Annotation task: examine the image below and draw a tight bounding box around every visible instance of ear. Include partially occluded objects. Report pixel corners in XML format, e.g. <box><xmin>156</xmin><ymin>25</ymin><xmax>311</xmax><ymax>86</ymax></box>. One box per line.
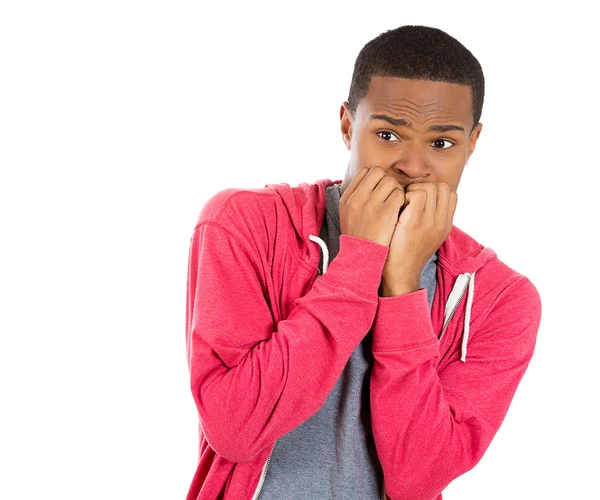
<box><xmin>466</xmin><ymin>122</ymin><xmax>483</xmax><ymax>162</ymax></box>
<box><xmin>340</xmin><ymin>102</ymin><xmax>353</xmax><ymax>151</ymax></box>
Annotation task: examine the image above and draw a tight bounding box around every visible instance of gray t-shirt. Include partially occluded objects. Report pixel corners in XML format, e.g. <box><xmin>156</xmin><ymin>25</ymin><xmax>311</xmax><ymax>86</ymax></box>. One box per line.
<box><xmin>258</xmin><ymin>183</ymin><xmax>438</xmax><ymax>499</ymax></box>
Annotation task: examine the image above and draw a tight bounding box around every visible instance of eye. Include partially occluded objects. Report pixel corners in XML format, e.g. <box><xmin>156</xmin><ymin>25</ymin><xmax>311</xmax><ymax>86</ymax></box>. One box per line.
<box><xmin>431</xmin><ymin>139</ymin><xmax>454</xmax><ymax>149</ymax></box>
<box><xmin>376</xmin><ymin>131</ymin><xmax>400</xmax><ymax>142</ymax></box>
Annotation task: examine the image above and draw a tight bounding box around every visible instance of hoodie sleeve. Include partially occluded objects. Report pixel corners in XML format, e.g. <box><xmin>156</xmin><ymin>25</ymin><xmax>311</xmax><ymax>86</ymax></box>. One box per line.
<box><xmin>186</xmin><ymin>221</ymin><xmax>389</xmax><ymax>463</ymax></box>
<box><xmin>368</xmin><ymin>276</ymin><xmax>542</xmax><ymax>500</ymax></box>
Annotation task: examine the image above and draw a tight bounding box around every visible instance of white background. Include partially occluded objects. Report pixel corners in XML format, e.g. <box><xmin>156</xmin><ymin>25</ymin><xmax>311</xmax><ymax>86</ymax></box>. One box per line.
<box><xmin>1</xmin><ymin>1</ymin><xmax>598</xmax><ymax>499</ymax></box>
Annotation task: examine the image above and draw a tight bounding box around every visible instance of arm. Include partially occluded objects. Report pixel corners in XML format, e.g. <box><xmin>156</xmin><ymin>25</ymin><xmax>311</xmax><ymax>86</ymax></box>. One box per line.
<box><xmin>369</xmin><ymin>277</ymin><xmax>542</xmax><ymax>499</ymax></box>
<box><xmin>186</xmin><ymin>221</ymin><xmax>389</xmax><ymax>462</ymax></box>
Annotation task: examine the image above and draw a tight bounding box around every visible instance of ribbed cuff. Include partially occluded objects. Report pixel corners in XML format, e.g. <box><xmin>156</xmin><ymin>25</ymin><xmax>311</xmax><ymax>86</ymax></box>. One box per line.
<box><xmin>323</xmin><ymin>234</ymin><xmax>389</xmax><ymax>299</ymax></box>
<box><xmin>371</xmin><ymin>287</ymin><xmax>438</xmax><ymax>351</ymax></box>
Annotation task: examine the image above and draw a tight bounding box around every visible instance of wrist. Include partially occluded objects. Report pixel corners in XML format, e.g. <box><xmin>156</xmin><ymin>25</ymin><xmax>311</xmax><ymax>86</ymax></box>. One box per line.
<box><xmin>379</xmin><ymin>279</ymin><xmax>420</xmax><ymax>297</ymax></box>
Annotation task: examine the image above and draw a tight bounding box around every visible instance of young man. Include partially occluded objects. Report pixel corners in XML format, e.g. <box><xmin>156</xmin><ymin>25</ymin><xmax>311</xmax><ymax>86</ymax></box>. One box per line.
<box><xmin>185</xmin><ymin>25</ymin><xmax>542</xmax><ymax>499</ymax></box>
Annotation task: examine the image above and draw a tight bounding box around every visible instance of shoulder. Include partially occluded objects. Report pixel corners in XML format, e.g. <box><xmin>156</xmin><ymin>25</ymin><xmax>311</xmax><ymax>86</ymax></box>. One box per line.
<box><xmin>471</xmin><ymin>255</ymin><xmax>542</xmax><ymax>343</ymax></box>
<box><xmin>448</xmin><ymin>225</ymin><xmax>542</xmax><ymax>327</ymax></box>
<box><xmin>192</xmin><ymin>186</ymin><xmax>287</xmax><ymax>253</ymax></box>
<box><xmin>194</xmin><ymin>186</ymin><xmax>280</xmax><ymax>225</ymax></box>
<box><xmin>478</xmin><ymin>254</ymin><xmax>540</xmax><ymax>307</ymax></box>
<box><xmin>450</xmin><ymin>225</ymin><xmax>540</xmax><ymax>304</ymax></box>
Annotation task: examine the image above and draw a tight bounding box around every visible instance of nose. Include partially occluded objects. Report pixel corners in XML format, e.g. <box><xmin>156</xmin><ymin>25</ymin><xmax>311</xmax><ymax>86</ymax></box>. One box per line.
<box><xmin>392</xmin><ymin>143</ymin><xmax>431</xmax><ymax>180</ymax></box>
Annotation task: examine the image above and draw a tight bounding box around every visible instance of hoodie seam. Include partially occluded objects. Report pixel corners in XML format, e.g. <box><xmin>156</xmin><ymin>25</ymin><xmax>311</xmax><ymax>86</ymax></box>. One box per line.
<box><xmin>320</xmin><ymin>277</ymin><xmax>381</xmax><ymax>303</ymax></box>
<box><xmin>205</xmin><ymin>188</ymin><xmax>266</xmax><ymax>223</ymax></box>
<box><xmin>200</xmin><ymin>188</ymin><xmax>286</xmax><ymax>233</ymax></box>
<box><xmin>199</xmin><ymin>188</ymin><xmax>318</xmax><ymax>277</ymax></box>
<box><xmin>435</xmin><ymin>254</ymin><xmax>463</xmax><ymax>277</ymax></box>
<box><xmin>193</xmin><ymin>220</ymin><xmax>262</xmax><ymax>269</ymax></box>
<box><xmin>435</xmin><ymin>245</ymin><xmax>490</xmax><ymax>277</ymax></box>
<box><xmin>289</xmin><ymin>235</ymin><xmax>320</xmax><ymax>274</ymax></box>
<box><xmin>371</xmin><ymin>338</ymin><xmax>439</xmax><ymax>353</ymax></box>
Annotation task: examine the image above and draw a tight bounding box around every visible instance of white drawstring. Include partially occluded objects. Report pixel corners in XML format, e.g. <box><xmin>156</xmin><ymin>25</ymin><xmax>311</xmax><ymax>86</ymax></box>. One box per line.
<box><xmin>442</xmin><ymin>271</ymin><xmax>475</xmax><ymax>362</ymax></box>
<box><xmin>461</xmin><ymin>270</ymin><xmax>476</xmax><ymax>362</ymax></box>
<box><xmin>308</xmin><ymin>234</ymin><xmax>329</xmax><ymax>274</ymax></box>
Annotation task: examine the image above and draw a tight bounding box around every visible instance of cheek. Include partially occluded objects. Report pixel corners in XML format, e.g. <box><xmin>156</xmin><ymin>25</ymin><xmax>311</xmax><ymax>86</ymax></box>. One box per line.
<box><xmin>350</xmin><ymin>134</ymin><xmax>372</xmax><ymax>162</ymax></box>
<box><xmin>430</xmin><ymin>152</ymin><xmax>464</xmax><ymax>173</ymax></box>
<box><xmin>354</xmin><ymin>132</ymin><xmax>388</xmax><ymax>164</ymax></box>
<box><xmin>438</xmin><ymin>174</ymin><xmax>461</xmax><ymax>194</ymax></box>
<box><xmin>353</xmin><ymin>130</ymin><xmax>371</xmax><ymax>151</ymax></box>
<box><xmin>427</xmin><ymin>163</ymin><xmax>460</xmax><ymax>191</ymax></box>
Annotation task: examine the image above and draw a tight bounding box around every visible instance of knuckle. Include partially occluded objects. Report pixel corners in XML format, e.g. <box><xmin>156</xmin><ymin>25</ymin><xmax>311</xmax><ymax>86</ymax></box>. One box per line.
<box><xmin>382</xmin><ymin>175</ymin><xmax>399</xmax><ymax>187</ymax></box>
<box><xmin>347</xmin><ymin>198</ymin><xmax>360</xmax><ymax>211</ymax></box>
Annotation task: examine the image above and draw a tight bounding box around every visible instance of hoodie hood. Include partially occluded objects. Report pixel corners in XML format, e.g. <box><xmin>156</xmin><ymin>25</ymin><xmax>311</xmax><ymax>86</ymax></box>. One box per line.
<box><xmin>265</xmin><ymin>177</ymin><xmax>498</xmax><ymax>362</ymax></box>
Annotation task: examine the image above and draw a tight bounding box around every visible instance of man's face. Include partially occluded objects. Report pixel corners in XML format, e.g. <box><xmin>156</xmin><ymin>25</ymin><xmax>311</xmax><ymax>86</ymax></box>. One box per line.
<box><xmin>339</xmin><ymin>75</ymin><xmax>483</xmax><ymax>197</ymax></box>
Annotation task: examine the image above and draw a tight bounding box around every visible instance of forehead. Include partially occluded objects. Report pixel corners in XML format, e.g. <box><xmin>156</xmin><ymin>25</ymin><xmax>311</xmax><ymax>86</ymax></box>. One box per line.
<box><xmin>359</xmin><ymin>75</ymin><xmax>473</xmax><ymax>126</ymax></box>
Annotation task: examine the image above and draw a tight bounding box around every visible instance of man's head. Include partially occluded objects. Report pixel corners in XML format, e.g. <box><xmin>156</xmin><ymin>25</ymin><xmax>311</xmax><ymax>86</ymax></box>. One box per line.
<box><xmin>339</xmin><ymin>25</ymin><xmax>484</xmax><ymax>197</ymax></box>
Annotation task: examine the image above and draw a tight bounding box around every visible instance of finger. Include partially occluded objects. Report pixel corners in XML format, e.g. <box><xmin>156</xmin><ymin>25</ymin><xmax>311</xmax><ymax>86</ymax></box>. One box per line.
<box><xmin>405</xmin><ymin>182</ymin><xmax>437</xmax><ymax>216</ymax></box>
<box><xmin>371</xmin><ymin>174</ymin><xmax>405</xmax><ymax>205</ymax></box>
<box><xmin>346</xmin><ymin>166</ymin><xmax>387</xmax><ymax>205</ymax></box>
<box><xmin>447</xmin><ymin>191</ymin><xmax>458</xmax><ymax>228</ymax></box>
<box><xmin>400</xmin><ymin>190</ymin><xmax>427</xmax><ymax>225</ymax></box>
<box><xmin>435</xmin><ymin>182</ymin><xmax>451</xmax><ymax>228</ymax></box>
<box><xmin>423</xmin><ymin>183</ymin><xmax>437</xmax><ymax>224</ymax></box>
<box><xmin>340</xmin><ymin>166</ymin><xmax>370</xmax><ymax>203</ymax></box>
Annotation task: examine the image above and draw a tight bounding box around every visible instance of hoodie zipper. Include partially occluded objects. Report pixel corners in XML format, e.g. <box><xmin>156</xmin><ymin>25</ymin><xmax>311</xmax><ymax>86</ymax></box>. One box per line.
<box><xmin>438</xmin><ymin>273</ymin><xmax>471</xmax><ymax>342</ymax></box>
<box><xmin>253</xmin><ymin>273</ymin><xmax>471</xmax><ymax>500</ymax></box>
<box><xmin>251</xmin><ymin>440</ymin><xmax>277</xmax><ymax>500</ymax></box>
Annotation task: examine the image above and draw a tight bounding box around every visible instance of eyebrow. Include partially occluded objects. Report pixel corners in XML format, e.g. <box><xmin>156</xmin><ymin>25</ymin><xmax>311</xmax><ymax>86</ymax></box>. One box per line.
<box><xmin>369</xmin><ymin>114</ymin><xmax>465</xmax><ymax>132</ymax></box>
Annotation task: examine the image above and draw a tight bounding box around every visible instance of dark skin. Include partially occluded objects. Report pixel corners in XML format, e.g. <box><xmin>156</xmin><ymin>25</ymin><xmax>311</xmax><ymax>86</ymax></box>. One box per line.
<box><xmin>338</xmin><ymin>76</ymin><xmax>483</xmax><ymax>296</ymax></box>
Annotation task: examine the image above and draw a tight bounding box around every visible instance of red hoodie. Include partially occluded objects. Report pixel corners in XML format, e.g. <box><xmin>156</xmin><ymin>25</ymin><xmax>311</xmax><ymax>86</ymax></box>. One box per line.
<box><xmin>185</xmin><ymin>178</ymin><xmax>542</xmax><ymax>500</ymax></box>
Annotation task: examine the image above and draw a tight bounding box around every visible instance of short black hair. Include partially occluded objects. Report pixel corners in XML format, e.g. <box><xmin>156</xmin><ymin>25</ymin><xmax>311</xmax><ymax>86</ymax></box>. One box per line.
<box><xmin>347</xmin><ymin>25</ymin><xmax>485</xmax><ymax>131</ymax></box>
